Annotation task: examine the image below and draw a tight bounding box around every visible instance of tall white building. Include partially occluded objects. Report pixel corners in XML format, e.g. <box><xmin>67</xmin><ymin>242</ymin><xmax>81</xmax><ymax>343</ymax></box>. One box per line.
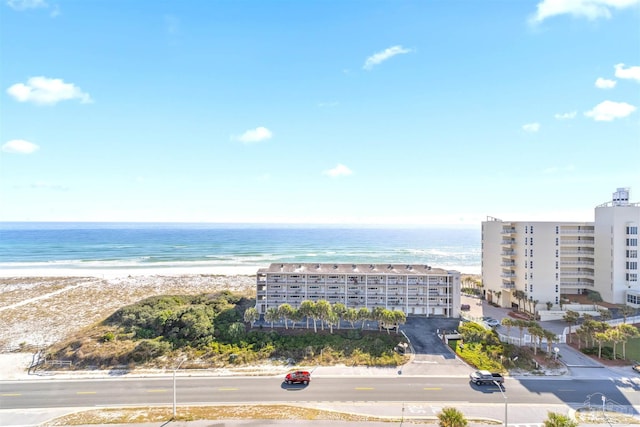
<box><xmin>482</xmin><ymin>188</ymin><xmax>639</xmax><ymax>309</ymax></box>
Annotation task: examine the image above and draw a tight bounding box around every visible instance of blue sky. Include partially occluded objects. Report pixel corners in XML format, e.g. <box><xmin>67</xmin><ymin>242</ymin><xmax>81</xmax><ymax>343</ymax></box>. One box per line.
<box><xmin>1</xmin><ymin>0</ymin><xmax>639</xmax><ymax>226</ymax></box>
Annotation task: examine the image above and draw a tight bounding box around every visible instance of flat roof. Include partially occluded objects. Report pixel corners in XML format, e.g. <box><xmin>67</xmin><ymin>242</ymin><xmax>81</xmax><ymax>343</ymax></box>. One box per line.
<box><xmin>257</xmin><ymin>263</ymin><xmax>457</xmax><ymax>275</ymax></box>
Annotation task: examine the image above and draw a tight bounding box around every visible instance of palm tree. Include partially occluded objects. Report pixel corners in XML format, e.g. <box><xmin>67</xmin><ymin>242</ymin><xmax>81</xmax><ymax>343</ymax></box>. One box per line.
<box><xmin>314</xmin><ymin>300</ymin><xmax>332</xmax><ymax>331</ymax></box>
<box><xmin>357</xmin><ymin>307</ymin><xmax>370</xmax><ymax>329</ymax></box>
<box><xmin>528</xmin><ymin>323</ymin><xmax>544</xmax><ymax>355</ymax></box>
<box><xmin>371</xmin><ymin>306</ymin><xmax>386</xmax><ymax>331</ymax></box>
<box><xmin>289</xmin><ymin>308</ymin><xmax>303</xmax><ymax>330</ymax></box>
<box><xmin>543</xmin><ymin>329</ymin><xmax>557</xmax><ymax>355</ymax></box>
<box><xmin>514</xmin><ymin>290</ymin><xmax>526</xmax><ymax>313</ymax></box>
<box><xmin>501</xmin><ymin>317</ymin><xmax>514</xmax><ymax>338</ymax></box>
<box><xmin>278</xmin><ymin>303</ymin><xmax>294</xmax><ymax>330</ymax></box>
<box><xmin>562</xmin><ymin>310</ymin><xmax>580</xmax><ymax>344</ymax></box>
<box><xmin>326</xmin><ymin>311</ymin><xmax>339</xmax><ymax>334</ymax></box>
<box><xmin>393</xmin><ymin>309</ymin><xmax>407</xmax><ymax>333</ymax></box>
<box><xmin>299</xmin><ymin>300</ymin><xmax>315</xmax><ymax>330</ymax></box>
<box><xmin>243</xmin><ymin>307</ymin><xmax>259</xmax><ymax>327</ymax></box>
<box><xmin>437</xmin><ymin>406</ymin><xmax>468</xmax><ymax>427</ymax></box>
<box><xmin>543</xmin><ymin>412</ymin><xmax>578</xmax><ymax>427</ymax></box>
<box><xmin>264</xmin><ymin>307</ymin><xmax>279</xmax><ymax>328</ymax></box>
<box><xmin>332</xmin><ymin>302</ymin><xmax>347</xmax><ymax>330</ymax></box>
<box><xmin>618</xmin><ymin>323</ymin><xmax>640</xmax><ymax>360</ymax></box>
<box><xmin>619</xmin><ymin>304</ymin><xmax>636</xmax><ymax>324</ymax></box>
<box><xmin>594</xmin><ymin>331</ymin><xmax>609</xmax><ymax>359</ymax></box>
<box><xmin>344</xmin><ymin>308</ymin><xmax>359</xmax><ymax>329</ymax></box>
<box><xmin>607</xmin><ymin>327</ymin><xmax>622</xmax><ymax>360</ymax></box>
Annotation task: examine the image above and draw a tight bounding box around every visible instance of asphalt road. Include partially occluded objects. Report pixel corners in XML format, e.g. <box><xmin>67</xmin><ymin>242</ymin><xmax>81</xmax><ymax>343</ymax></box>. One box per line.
<box><xmin>1</xmin><ymin>376</ymin><xmax>637</xmax><ymax>411</ymax></box>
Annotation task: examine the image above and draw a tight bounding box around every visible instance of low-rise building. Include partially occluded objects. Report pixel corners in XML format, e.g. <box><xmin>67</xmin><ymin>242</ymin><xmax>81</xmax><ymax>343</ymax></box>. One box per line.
<box><xmin>256</xmin><ymin>263</ymin><xmax>461</xmax><ymax>317</ymax></box>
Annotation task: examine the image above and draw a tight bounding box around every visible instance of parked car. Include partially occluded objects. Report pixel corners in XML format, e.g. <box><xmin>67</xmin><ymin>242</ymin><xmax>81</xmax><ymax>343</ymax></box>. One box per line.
<box><xmin>284</xmin><ymin>370</ymin><xmax>310</xmax><ymax>385</ymax></box>
<box><xmin>633</xmin><ymin>364</ymin><xmax>640</xmax><ymax>374</ymax></box>
<box><xmin>484</xmin><ymin>318</ymin><xmax>500</xmax><ymax>327</ymax></box>
<box><xmin>460</xmin><ymin>304</ymin><xmax>471</xmax><ymax>311</ymax></box>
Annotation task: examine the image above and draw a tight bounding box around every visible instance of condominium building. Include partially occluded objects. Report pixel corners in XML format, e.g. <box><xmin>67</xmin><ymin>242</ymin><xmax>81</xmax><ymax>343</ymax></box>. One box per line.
<box><xmin>482</xmin><ymin>188</ymin><xmax>640</xmax><ymax>309</ymax></box>
<box><xmin>255</xmin><ymin>263</ymin><xmax>461</xmax><ymax>317</ymax></box>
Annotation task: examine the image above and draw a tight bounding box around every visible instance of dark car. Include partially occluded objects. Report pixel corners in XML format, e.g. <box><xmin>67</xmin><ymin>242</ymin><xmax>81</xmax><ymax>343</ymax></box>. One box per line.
<box><xmin>284</xmin><ymin>370</ymin><xmax>310</xmax><ymax>385</ymax></box>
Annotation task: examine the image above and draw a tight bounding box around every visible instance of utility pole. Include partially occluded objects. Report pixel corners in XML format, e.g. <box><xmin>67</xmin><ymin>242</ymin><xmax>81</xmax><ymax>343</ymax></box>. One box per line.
<box><xmin>494</xmin><ymin>380</ymin><xmax>507</xmax><ymax>427</ymax></box>
<box><xmin>173</xmin><ymin>358</ymin><xmax>186</xmax><ymax>419</ymax></box>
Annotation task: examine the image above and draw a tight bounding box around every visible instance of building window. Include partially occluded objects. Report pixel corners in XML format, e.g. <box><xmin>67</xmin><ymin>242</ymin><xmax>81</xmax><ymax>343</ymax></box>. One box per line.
<box><xmin>628</xmin><ymin>238</ymin><xmax>638</xmax><ymax>247</ymax></box>
<box><xmin>556</xmin><ymin>226</ymin><xmax>559</xmax><ymax>234</ymax></box>
<box><xmin>531</xmin><ymin>226</ymin><xmax>534</xmax><ymax>234</ymax></box>
<box><xmin>530</xmin><ymin>272</ymin><xmax>533</xmax><ymax>279</ymax></box>
<box><xmin>627</xmin><ymin>261</ymin><xmax>638</xmax><ymax>270</ymax></box>
<box><xmin>627</xmin><ymin>273</ymin><xmax>638</xmax><ymax>282</ymax></box>
<box><xmin>556</xmin><ymin>273</ymin><xmax>558</xmax><ymax>279</ymax></box>
<box><xmin>627</xmin><ymin>226</ymin><xmax>638</xmax><ymax>235</ymax></box>
<box><xmin>530</xmin><ymin>249</ymin><xmax>533</xmax><ymax>257</ymax></box>
<box><xmin>525</xmin><ymin>237</ymin><xmax>528</xmax><ymax>245</ymax></box>
<box><xmin>525</xmin><ymin>226</ymin><xmax>528</xmax><ymax>234</ymax></box>
<box><xmin>555</xmin><ymin>285</ymin><xmax>558</xmax><ymax>292</ymax></box>
<box><xmin>556</xmin><ymin>238</ymin><xmax>558</xmax><ymax>246</ymax></box>
<box><xmin>556</xmin><ymin>249</ymin><xmax>559</xmax><ymax>257</ymax></box>
<box><xmin>555</xmin><ymin>261</ymin><xmax>558</xmax><ymax>269</ymax></box>
<box><xmin>530</xmin><ymin>261</ymin><xmax>533</xmax><ymax>268</ymax></box>
<box><xmin>531</xmin><ymin>238</ymin><xmax>533</xmax><ymax>245</ymax></box>
<box><xmin>628</xmin><ymin>250</ymin><xmax>638</xmax><ymax>259</ymax></box>
<box><xmin>530</xmin><ymin>284</ymin><xmax>533</xmax><ymax>292</ymax></box>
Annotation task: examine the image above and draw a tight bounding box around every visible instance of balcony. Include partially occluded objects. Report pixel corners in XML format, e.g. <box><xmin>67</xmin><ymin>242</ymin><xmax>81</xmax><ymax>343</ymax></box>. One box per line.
<box><xmin>502</xmin><ymin>281</ymin><xmax>516</xmax><ymax>289</ymax></box>
<box><xmin>501</xmin><ymin>271</ymin><xmax>516</xmax><ymax>278</ymax></box>
<box><xmin>501</xmin><ymin>261</ymin><xmax>516</xmax><ymax>267</ymax></box>
<box><xmin>501</xmin><ymin>227</ymin><xmax>516</xmax><ymax>234</ymax></box>
<box><xmin>501</xmin><ymin>250</ymin><xmax>516</xmax><ymax>256</ymax></box>
<box><xmin>560</xmin><ymin>229</ymin><xmax>594</xmax><ymax>235</ymax></box>
<box><xmin>501</xmin><ymin>239</ymin><xmax>516</xmax><ymax>245</ymax></box>
<box><xmin>560</xmin><ymin>240</ymin><xmax>595</xmax><ymax>245</ymax></box>
<box><xmin>560</xmin><ymin>250</ymin><xmax>595</xmax><ymax>256</ymax></box>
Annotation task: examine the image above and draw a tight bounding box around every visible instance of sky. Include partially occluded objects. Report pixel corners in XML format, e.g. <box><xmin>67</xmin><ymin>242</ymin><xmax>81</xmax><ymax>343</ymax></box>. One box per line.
<box><xmin>1</xmin><ymin>0</ymin><xmax>639</xmax><ymax>227</ymax></box>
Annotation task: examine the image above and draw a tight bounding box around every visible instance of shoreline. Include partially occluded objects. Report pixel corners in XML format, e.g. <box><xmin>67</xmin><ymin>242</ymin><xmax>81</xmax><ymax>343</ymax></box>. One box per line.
<box><xmin>0</xmin><ymin>265</ymin><xmax>480</xmax><ymax>279</ymax></box>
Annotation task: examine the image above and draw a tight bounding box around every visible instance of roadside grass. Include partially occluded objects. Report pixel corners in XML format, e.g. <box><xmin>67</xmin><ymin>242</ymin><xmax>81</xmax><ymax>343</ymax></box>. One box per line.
<box><xmin>40</xmin><ymin>405</ymin><xmax>421</xmax><ymax>426</ymax></box>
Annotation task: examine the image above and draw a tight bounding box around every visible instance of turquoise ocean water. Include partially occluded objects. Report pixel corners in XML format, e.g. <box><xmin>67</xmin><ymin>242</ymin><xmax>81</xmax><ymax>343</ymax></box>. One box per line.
<box><xmin>0</xmin><ymin>223</ymin><xmax>481</xmax><ymax>275</ymax></box>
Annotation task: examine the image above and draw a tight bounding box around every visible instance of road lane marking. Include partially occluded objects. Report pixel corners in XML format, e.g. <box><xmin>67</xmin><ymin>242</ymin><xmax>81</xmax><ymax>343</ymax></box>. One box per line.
<box><xmin>354</xmin><ymin>387</ymin><xmax>374</xmax><ymax>390</ymax></box>
<box><xmin>423</xmin><ymin>387</ymin><xmax>442</xmax><ymax>390</ymax></box>
<box><xmin>1</xmin><ymin>393</ymin><xmax>21</xmax><ymax>396</ymax></box>
<box><xmin>147</xmin><ymin>389</ymin><xmax>167</xmax><ymax>393</ymax></box>
<box><xmin>76</xmin><ymin>391</ymin><xmax>97</xmax><ymax>395</ymax></box>
<box><xmin>218</xmin><ymin>388</ymin><xmax>238</xmax><ymax>391</ymax></box>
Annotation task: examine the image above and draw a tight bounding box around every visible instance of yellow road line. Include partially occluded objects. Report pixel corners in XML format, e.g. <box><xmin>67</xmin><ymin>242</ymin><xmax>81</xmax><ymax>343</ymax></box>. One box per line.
<box><xmin>1</xmin><ymin>393</ymin><xmax>21</xmax><ymax>396</ymax></box>
<box><xmin>76</xmin><ymin>391</ymin><xmax>97</xmax><ymax>395</ymax></box>
<box><xmin>147</xmin><ymin>389</ymin><xmax>167</xmax><ymax>393</ymax></box>
<box><xmin>218</xmin><ymin>388</ymin><xmax>238</xmax><ymax>391</ymax></box>
<box><xmin>354</xmin><ymin>387</ymin><xmax>374</xmax><ymax>390</ymax></box>
<box><xmin>424</xmin><ymin>387</ymin><xmax>442</xmax><ymax>390</ymax></box>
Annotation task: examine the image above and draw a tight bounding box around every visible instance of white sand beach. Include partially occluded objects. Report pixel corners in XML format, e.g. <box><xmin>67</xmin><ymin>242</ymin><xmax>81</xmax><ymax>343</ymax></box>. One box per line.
<box><xmin>0</xmin><ymin>270</ymin><xmax>257</xmax><ymax>353</ymax></box>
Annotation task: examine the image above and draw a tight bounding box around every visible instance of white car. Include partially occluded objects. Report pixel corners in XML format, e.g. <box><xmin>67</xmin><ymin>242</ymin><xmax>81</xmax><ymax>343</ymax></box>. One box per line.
<box><xmin>484</xmin><ymin>318</ymin><xmax>500</xmax><ymax>327</ymax></box>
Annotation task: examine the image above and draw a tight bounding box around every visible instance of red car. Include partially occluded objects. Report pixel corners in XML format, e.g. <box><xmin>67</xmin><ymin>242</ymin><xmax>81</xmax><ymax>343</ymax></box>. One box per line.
<box><xmin>284</xmin><ymin>370</ymin><xmax>310</xmax><ymax>385</ymax></box>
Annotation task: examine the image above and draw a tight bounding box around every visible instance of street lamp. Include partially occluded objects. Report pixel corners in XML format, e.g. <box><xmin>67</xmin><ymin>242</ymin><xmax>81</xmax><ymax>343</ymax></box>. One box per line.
<box><xmin>173</xmin><ymin>358</ymin><xmax>186</xmax><ymax>419</ymax></box>
<box><xmin>493</xmin><ymin>380</ymin><xmax>507</xmax><ymax>427</ymax></box>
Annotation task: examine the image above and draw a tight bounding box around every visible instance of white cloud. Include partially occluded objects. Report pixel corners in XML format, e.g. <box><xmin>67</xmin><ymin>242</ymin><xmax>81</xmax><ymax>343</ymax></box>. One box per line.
<box><xmin>6</xmin><ymin>0</ymin><xmax>47</xmax><ymax>10</ymax></box>
<box><xmin>584</xmin><ymin>100</ymin><xmax>636</xmax><ymax>121</ymax></box>
<box><xmin>522</xmin><ymin>122</ymin><xmax>541</xmax><ymax>132</ymax></box>
<box><xmin>614</xmin><ymin>63</ymin><xmax>640</xmax><ymax>82</ymax></box>
<box><xmin>530</xmin><ymin>0</ymin><xmax>639</xmax><ymax>23</ymax></box>
<box><xmin>7</xmin><ymin>76</ymin><xmax>92</xmax><ymax>105</ymax></box>
<box><xmin>595</xmin><ymin>77</ymin><xmax>617</xmax><ymax>89</ymax></box>
<box><xmin>2</xmin><ymin>139</ymin><xmax>40</xmax><ymax>154</ymax></box>
<box><xmin>554</xmin><ymin>111</ymin><xmax>577</xmax><ymax>120</ymax></box>
<box><xmin>363</xmin><ymin>45</ymin><xmax>412</xmax><ymax>70</ymax></box>
<box><xmin>234</xmin><ymin>126</ymin><xmax>273</xmax><ymax>143</ymax></box>
<box><xmin>322</xmin><ymin>164</ymin><xmax>353</xmax><ymax>178</ymax></box>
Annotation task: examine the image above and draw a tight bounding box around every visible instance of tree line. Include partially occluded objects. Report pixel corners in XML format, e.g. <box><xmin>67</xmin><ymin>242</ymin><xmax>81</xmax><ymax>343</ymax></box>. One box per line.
<box><xmin>243</xmin><ymin>301</ymin><xmax>407</xmax><ymax>334</ymax></box>
<box><xmin>562</xmin><ymin>309</ymin><xmax>640</xmax><ymax>360</ymax></box>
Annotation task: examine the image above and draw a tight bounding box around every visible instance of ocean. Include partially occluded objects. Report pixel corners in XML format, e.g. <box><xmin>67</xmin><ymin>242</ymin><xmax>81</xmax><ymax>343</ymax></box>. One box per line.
<box><xmin>0</xmin><ymin>222</ymin><xmax>481</xmax><ymax>275</ymax></box>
